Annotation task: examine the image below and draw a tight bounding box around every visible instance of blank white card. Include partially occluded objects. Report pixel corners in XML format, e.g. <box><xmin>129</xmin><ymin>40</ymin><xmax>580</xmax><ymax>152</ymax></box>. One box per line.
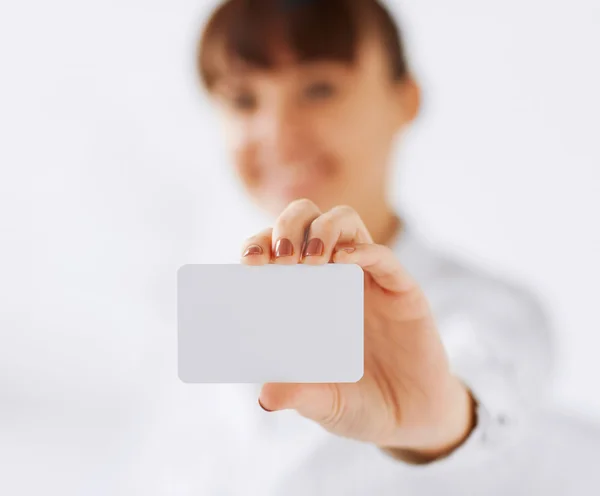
<box><xmin>177</xmin><ymin>264</ymin><xmax>364</xmax><ymax>383</ymax></box>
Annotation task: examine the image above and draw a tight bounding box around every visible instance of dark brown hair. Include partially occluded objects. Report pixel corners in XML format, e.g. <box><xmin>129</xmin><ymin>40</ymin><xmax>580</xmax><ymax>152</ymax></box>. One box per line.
<box><xmin>197</xmin><ymin>0</ymin><xmax>409</xmax><ymax>90</ymax></box>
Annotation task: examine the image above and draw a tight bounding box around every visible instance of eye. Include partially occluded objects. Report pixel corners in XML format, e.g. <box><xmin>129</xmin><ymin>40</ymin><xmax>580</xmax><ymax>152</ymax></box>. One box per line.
<box><xmin>304</xmin><ymin>81</ymin><xmax>336</xmax><ymax>100</ymax></box>
<box><xmin>231</xmin><ymin>91</ymin><xmax>257</xmax><ymax>111</ymax></box>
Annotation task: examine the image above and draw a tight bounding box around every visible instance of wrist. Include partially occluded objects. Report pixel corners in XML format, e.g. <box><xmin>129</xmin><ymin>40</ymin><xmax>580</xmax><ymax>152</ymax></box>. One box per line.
<box><xmin>380</xmin><ymin>378</ymin><xmax>477</xmax><ymax>464</ymax></box>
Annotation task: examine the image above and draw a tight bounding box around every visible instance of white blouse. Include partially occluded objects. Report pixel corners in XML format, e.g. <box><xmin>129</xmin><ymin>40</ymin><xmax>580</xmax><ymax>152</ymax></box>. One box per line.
<box><xmin>2</xmin><ymin>226</ymin><xmax>600</xmax><ymax>495</ymax></box>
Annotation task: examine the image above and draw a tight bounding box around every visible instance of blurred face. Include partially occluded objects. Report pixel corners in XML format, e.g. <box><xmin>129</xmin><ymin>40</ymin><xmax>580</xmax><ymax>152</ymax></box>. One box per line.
<box><xmin>211</xmin><ymin>36</ymin><xmax>418</xmax><ymax>216</ymax></box>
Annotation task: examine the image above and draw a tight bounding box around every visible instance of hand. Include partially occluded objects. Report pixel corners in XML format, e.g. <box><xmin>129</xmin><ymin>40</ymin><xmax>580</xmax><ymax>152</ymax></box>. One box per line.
<box><xmin>240</xmin><ymin>199</ymin><xmax>476</xmax><ymax>462</ymax></box>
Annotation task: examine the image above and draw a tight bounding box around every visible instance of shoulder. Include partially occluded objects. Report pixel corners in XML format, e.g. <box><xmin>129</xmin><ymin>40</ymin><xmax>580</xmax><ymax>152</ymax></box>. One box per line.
<box><xmin>396</xmin><ymin>230</ymin><xmax>549</xmax><ymax>328</ymax></box>
<box><xmin>397</xmin><ymin>231</ymin><xmax>556</xmax><ymax>381</ymax></box>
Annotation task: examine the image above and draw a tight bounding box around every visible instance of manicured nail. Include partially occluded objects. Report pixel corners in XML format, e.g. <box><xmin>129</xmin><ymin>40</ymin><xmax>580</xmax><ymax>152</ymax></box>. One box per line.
<box><xmin>274</xmin><ymin>238</ymin><xmax>294</xmax><ymax>258</ymax></box>
<box><xmin>243</xmin><ymin>245</ymin><xmax>263</xmax><ymax>257</ymax></box>
<box><xmin>340</xmin><ymin>247</ymin><xmax>355</xmax><ymax>253</ymax></box>
<box><xmin>303</xmin><ymin>238</ymin><xmax>324</xmax><ymax>257</ymax></box>
<box><xmin>258</xmin><ymin>398</ymin><xmax>273</xmax><ymax>412</ymax></box>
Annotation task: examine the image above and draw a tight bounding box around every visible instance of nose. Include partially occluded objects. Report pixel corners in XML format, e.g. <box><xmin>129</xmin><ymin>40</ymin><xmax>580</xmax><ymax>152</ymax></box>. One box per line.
<box><xmin>255</xmin><ymin>99</ymin><xmax>309</xmax><ymax>167</ymax></box>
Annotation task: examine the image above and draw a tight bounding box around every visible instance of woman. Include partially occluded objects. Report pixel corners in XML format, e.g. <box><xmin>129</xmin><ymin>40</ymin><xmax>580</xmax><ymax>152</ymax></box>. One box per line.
<box><xmin>174</xmin><ymin>0</ymin><xmax>555</xmax><ymax>493</ymax></box>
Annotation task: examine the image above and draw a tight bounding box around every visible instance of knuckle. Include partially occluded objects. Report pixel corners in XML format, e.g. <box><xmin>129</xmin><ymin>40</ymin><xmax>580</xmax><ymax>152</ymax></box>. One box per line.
<box><xmin>310</xmin><ymin>214</ymin><xmax>335</xmax><ymax>232</ymax></box>
<box><xmin>284</xmin><ymin>198</ymin><xmax>319</xmax><ymax>219</ymax></box>
<box><xmin>274</xmin><ymin>215</ymin><xmax>295</xmax><ymax>233</ymax></box>
<box><xmin>331</xmin><ymin>204</ymin><xmax>358</xmax><ymax>218</ymax></box>
<box><xmin>276</xmin><ymin>199</ymin><xmax>320</xmax><ymax>233</ymax></box>
<box><xmin>288</xmin><ymin>198</ymin><xmax>318</xmax><ymax>211</ymax></box>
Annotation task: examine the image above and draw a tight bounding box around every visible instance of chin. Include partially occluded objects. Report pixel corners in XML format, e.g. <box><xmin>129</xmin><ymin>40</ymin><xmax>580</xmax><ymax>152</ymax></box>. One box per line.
<box><xmin>252</xmin><ymin>181</ymin><xmax>342</xmax><ymax>216</ymax></box>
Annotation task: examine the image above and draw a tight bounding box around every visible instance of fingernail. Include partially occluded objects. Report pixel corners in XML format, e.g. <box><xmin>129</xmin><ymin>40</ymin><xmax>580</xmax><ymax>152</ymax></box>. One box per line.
<box><xmin>340</xmin><ymin>247</ymin><xmax>355</xmax><ymax>253</ymax></box>
<box><xmin>274</xmin><ymin>238</ymin><xmax>294</xmax><ymax>258</ymax></box>
<box><xmin>243</xmin><ymin>245</ymin><xmax>263</xmax><ymax>257</ymax></box>
<box><xmin>258</xmin><ymin>398</ymin><xmax>273</xmax><ymax>412</ymax></box>
<box><xmin>303</xmin><ymin>238</ymin><xmax>324</xmax><ymax>257</ymax></box>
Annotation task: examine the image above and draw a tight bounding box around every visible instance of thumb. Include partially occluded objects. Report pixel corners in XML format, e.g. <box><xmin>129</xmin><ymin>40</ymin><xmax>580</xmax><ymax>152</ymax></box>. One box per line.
<box><xmin>258</xmin><ymin>382</ymin><xmax>340</xmax><ymax>424</ymax></box>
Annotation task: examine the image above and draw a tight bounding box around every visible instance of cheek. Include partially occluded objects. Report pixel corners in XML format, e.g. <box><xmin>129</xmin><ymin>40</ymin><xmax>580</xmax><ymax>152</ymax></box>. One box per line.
<box><xmin>233</xmin><ymin>142</ymin><xmax>260</xmax><ymax>190</ymax></box>
<box><xmin>339</xmin><ymin>102</ymin><xmax>396</xmax><ymax>173</ymax></box>
<box><xmin>310</xmin><ymin>107</ymin><xmax>360</xmax><ymax>162</ymax></box>
<box><xmin>317</xmin><ymin>109</ymin><xmax>381</xmax><ymax>177</ymax></box>
<box><xmin>223</xmin><ymin>118</ymin><xmax>261</xmax><ymax>188</ymax></box>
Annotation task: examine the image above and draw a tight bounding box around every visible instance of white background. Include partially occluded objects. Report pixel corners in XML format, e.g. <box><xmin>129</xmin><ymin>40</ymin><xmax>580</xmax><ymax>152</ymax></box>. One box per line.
<box><xmin>1</xmin><ymin>0</ymin><xmax>599</xmax><ymax>429</ymax></box>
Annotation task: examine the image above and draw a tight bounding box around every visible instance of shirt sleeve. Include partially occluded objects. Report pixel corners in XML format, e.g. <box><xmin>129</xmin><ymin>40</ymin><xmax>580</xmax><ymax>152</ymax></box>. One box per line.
<box><xmin>385</xmin><ymin>269</ymin><xmax>556</xmax><ymax>473</ymax></box>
